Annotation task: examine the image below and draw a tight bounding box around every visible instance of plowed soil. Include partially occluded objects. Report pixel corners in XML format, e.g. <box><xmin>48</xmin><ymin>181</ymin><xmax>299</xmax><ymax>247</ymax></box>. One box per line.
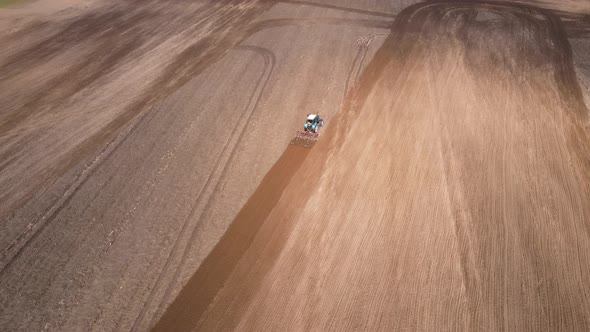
<box><xmin>156</xmin><ymin>1</ymin><xmax>590</xmax><ymax>331</ymax></box>
<box><xmin>1</xmin><ymin>0</ymin><xmax>590</xmax><ymax>331</ymax></box>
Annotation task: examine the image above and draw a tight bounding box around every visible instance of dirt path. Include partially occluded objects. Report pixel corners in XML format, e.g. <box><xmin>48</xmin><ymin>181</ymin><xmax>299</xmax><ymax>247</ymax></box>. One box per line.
<box><xmin>157</xmin><ymin>1</ymin><xmax>590</xmax><ymax>330</ymax></box>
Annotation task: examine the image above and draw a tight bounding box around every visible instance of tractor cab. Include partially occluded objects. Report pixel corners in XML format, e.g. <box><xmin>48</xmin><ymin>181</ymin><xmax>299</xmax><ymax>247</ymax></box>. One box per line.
<box><xmin>304</xmin><ymin>114</ymin><xmax>324</xmax><ymax>133</ymax></box>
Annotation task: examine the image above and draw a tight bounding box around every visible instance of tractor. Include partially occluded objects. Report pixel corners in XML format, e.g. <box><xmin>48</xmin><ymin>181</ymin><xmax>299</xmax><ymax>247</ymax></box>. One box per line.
<box><xmin>303</xmin><ymin>114</ymin><xmax>324</xmax><ymax>133</ymax></box>
<box><xmin>291</xmin><ymin>114</ymin><xmax>325</xmax><ymax>148</ymax></box>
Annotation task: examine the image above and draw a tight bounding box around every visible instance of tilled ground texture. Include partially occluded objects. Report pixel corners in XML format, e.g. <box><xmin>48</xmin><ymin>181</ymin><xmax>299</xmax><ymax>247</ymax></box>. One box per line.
<box><xmin>1</xmin><ymin>0</ymin><xmax>590</xmax><ymax>331</ymax></box>
<box><xmin>156</xmin><ymin>1</ymin><xmax>590</xmax><ymax>331</ymax></box>
<box><xmin>0</xmin><ymin>0</ymin><xmax>399</xmax><ymax>330</ymax></box>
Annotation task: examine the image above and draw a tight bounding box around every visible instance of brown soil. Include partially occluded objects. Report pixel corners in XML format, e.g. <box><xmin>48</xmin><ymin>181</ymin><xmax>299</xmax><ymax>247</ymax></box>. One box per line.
<box><xmin>2</xmin><ymin>0</ymin><xmax>590</xmax><ymax>331</ymax></box>
<box><xmin>157</xmin><ymin>1</ymin><xmax>590</xmax><ymax>331</ymax></box>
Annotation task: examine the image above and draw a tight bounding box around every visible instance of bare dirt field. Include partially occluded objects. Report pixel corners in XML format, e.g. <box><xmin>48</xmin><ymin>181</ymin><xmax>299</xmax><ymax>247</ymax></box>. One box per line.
<box><xmin>1</xmin><ymin>0</ymin><xmax>590</xmax><ymax>331</ymax></box>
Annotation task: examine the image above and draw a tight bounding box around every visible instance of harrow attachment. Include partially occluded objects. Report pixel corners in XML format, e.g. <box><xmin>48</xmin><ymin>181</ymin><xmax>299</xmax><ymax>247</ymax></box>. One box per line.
<box><xmin>290</xmin><ymin>130</ymin><xmax>319</xmax><ymax>148</ymax></box>
<box><xmin>290</xmin><ymin>113</ymin><xmax>324</xmax><ymax>148</ymax></box>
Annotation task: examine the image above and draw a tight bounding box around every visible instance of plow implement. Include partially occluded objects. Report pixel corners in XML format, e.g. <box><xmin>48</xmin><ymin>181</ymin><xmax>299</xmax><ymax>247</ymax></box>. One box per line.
<box><xmin>290</xmin><ymin>130</ymin><xmax>319</xmax><ymax>148</ymax></box>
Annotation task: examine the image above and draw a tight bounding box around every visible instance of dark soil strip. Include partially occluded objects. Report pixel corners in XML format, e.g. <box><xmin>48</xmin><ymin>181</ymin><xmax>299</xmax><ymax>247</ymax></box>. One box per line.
<box><xmin>153</xmin><ymin>145</ymin><xmax>310</xmax><ymax>332</ymax></box>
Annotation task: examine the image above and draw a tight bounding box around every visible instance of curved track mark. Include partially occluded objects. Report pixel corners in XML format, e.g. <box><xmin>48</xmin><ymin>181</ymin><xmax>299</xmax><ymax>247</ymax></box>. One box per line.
<box><xmin>246</xmin><ymin>17</ymin><xmax>392</xmax><ymax>37</ymax></box>
<box><xmin>278</xmin><ymin>0</ymin><xmax>396</xmax><ymax>18</ymax></box>
<box><xmin>130</xmin><ymin>45</ymin><xmax>276</xmax><ymax>332</ymax></box>
<box><xmin>0</xmin><ymin>0</ymin><xmax>270</xmax><ymax>276</ymax></box>
<box><xmin>152</xmin><ymin>28</ymin><xmax>394</xmax><ymax>331</ymax></box>
<box><xmin>147</xmin><ymin>25</ymin><xmax>394</xmax><ymax>330</ymax></box>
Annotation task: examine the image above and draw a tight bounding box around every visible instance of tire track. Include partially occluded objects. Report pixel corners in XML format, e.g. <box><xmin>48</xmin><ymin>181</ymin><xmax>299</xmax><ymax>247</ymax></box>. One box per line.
<box><xmin>277</xmin><ymin>0</ymin><xmax>396</xmax><ymax>18</ymax></box>
<box><xmin>0</xmin><ymin>0</ymin><xmax>272</xmax><ymax>277</ymax></box>
<box><xmin>246</xmin><ymin>17</ymin><xmax>392</xmax><ymax>37</ymax></box>
<box><xmin>391</xmin><ymin>2</ymin><xmax>590</xmax><ymax>329</ymax></box>
<box><xmin>0</xmin><ymin>1</ymin><xmax>237</xmax><ymax>219</ymax></box>
<box><xmin>342</xmin><ymin>33</ymin><xmax>388</xmax><ymax>106</ymax></box>
<box><xmin>152</xmin><ymin>28</ymin><xmax>391</xmax><ymax>331</ymax></box>
<box><xmin>0</xmin><ymin>14</ymin><xmax>392</xmax><ymax>276</ymax></box>
<box><xmin>1</xmin><ymin>10</ymin><xmax>394</xmax><ymax>331</ymax></box>
<box><xmin>161</xmin><ymin>1</ymin><xmax>590</xmax><ymax>330</ymax></box>
<box><xmin>136</xmin><ymin>18</ymin><xmax>395</xmax><ymax>329</ymax></box>
<box><xmin>130</xmin><ymin>45</ymin><xmax>275</xmax><ymax>332</ymax></box>
<box><xmin>0</xmin><ymin>90</ymin><xmax>159</xmax><ymax>275</ymax></box>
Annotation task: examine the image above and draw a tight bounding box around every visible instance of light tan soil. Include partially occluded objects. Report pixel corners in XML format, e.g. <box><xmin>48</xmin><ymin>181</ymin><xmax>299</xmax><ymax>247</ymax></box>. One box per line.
<box><xmin>156</xmin><ymin>1</ymin><xmax>590</xmax><ymax>331</ymax></box>
<box><xmin>1</xmin><ymin>0</ymin><xmax>590</xmax><ymax>331</ymax></box>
